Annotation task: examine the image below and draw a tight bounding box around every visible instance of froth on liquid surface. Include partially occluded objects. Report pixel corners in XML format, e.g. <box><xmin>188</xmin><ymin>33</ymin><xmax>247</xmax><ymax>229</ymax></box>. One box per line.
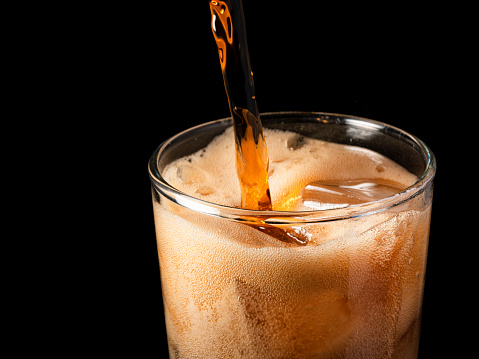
<box><xmin>154</xmin><ymin>128</ymin><xmax>431</xmax><ymax>358</ymax></box>
<box><xmin>162</xmin><ymin>127</ymin><xmax>417</xmax><ymax>211</ymax></box>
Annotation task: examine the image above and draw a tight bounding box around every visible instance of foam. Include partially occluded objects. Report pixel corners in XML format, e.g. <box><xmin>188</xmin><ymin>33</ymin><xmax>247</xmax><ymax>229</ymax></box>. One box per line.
<box><xmin>162</xmin><ymin>127</ymin><xmax>417</xmax><ymax>210</ymax></box>
<box><xmin>154</xmin><ymin>127</ymin><xmax>430</xmax><ymax>358</ymax></box>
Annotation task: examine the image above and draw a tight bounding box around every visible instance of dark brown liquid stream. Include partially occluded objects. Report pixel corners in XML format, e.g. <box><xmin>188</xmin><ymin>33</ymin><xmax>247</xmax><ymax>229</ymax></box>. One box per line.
<box><xmin>209</xmin><ymin>0</ymin><xmax>308</xmax><ymax>245</ymax></box>
<box><xmin>209</xmin><ymin>0</ymin><xmax>272</xmax><ymax>211</ymax></box>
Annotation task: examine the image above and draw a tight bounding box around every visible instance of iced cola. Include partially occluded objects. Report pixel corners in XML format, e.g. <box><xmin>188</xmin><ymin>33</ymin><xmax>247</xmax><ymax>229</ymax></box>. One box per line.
<box><xmin>149</xmin><ymin>113</ymin><xmax>435</xmax><ymax>358</ymax></box>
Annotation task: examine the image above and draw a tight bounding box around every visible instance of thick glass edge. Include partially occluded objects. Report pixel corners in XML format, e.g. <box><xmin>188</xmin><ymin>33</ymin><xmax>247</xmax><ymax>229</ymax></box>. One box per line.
<box><xmin>148</xmin><ymin>112</ymin><xmax>436</xmax><ymax>224</ymax></box>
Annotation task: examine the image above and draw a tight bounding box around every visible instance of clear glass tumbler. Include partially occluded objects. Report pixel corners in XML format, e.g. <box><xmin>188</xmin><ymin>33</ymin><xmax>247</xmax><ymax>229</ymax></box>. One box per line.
<box><xmin>149</xmin><ymin>112</ymin><xmax>435</xmax><ymax>358</ymax></box>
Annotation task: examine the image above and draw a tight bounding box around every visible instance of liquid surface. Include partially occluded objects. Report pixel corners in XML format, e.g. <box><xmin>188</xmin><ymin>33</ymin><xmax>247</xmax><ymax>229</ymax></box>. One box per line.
<box><xmin>162</xmin><ymin>127</ymin><xmax>417</xmax><ymax>212</ymax></box>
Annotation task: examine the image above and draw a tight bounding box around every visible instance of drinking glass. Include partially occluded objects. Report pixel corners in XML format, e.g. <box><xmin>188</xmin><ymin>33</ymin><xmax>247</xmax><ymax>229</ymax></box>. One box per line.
<box><xmin>149</xmin><ymin>112</ymin><xmax>435</xmax><ymax>358</ymax></box>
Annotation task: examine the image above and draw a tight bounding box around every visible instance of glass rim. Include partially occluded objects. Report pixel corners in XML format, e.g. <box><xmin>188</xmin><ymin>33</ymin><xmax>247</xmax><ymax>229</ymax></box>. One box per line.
<box><xmin>149</xmin><ymin>111</ymin><xmax>436</xmax><ymax>224</ymax></box>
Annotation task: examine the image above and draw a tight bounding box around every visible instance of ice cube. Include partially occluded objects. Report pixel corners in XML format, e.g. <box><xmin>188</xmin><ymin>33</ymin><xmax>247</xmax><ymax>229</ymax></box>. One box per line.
<box><xmin>247</xmin><ymin>222</ymin><xmax>310</xmax><ymax>246</ymax></box>
<box><xmin>232</xmin><ymin>279</ymin><xmax>354</xmax><ymax>357</ymax></box>
<box><xmin>302</xmin><ymin>179</ymin><xmax>404</xmax><ymax>210</ymax></box>
<box><xmin>232</xmin><ymin>279</ymin><xmax>287</xmax><ymax>357</ymax></box>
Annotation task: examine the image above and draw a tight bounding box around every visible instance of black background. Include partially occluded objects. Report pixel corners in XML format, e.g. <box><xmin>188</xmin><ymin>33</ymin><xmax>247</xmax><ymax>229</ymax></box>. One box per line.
<box><xmin>74</xmin><ymin>1</ymin><xmax>468</xmax><ymax>357</ymax></box>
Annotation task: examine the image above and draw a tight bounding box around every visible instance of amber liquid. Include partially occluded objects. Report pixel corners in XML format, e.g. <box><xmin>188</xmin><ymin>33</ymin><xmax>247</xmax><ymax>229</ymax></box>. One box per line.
<box><xmin>209</xmin><ymin>0</ymin><xmax>312</xmax><ymax>245</ymax></box>
<box><xmin>209</xmin><ymin>0</ymin><xmax>272</xmax><ymax>211</ymax></box>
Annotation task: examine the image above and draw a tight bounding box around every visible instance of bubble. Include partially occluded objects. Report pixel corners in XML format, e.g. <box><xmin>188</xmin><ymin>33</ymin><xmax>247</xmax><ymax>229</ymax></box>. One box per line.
<box><xmin>286</xmin><ymin>134</ymin><xmax>308</xmax><ymax>150</ymax></box>
<box><xmin>176</xmin><ymin>165</ymin><xmax>206</xmax><ymax>184</ymax></box>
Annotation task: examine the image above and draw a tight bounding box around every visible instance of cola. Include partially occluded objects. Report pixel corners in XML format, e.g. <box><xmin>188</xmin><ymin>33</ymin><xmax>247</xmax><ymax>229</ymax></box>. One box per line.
<box><xmin>149</xmin><ymin>115</ymin><xmax>435</xmax><ymax>358</ymax></box>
